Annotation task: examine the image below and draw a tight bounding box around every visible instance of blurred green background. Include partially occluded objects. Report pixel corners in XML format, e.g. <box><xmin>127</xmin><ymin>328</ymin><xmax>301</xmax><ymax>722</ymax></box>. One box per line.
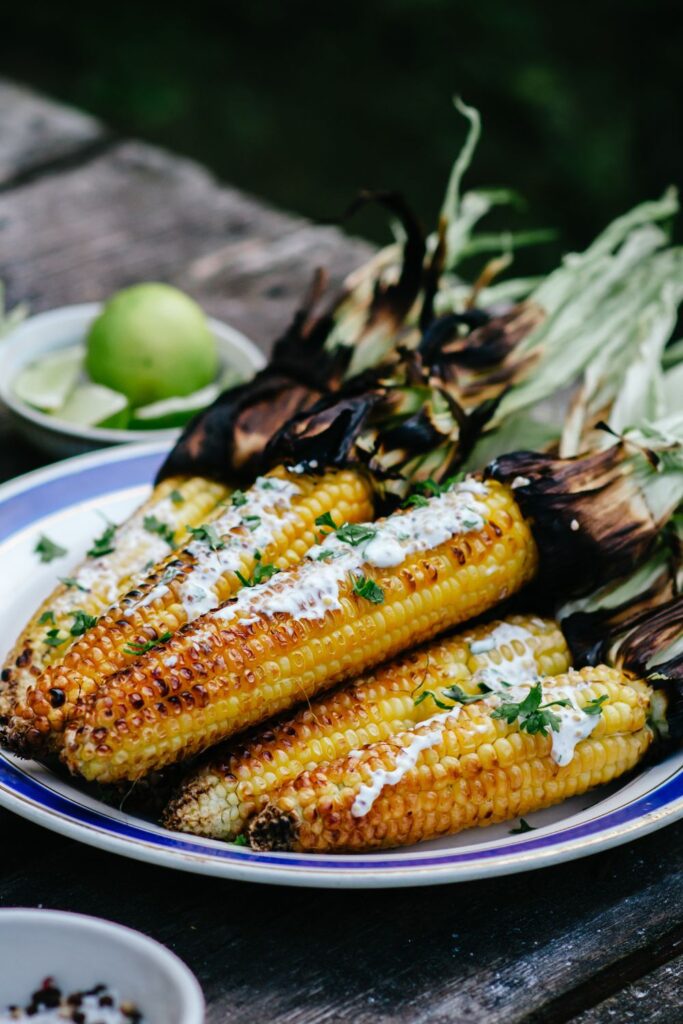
<box><xmin>2</xmin><ymin>0</ymin><xmax>681</xmax><ymax>266</ymax></box>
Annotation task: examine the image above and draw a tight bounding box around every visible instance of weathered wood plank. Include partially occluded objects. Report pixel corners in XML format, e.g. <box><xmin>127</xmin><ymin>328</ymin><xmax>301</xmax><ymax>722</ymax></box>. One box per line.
<box><xmin>0</xmin><ymin>81</ymin><xmax>105</xmax><ymax>186</ymax></box>
<box><xmin>572</xmin><ymin>954</ymin><xmax>683</xmax><ymax>1024</ymax></box>
<box><xmin>0</xmin><ymin>808</ymin><xmax>682</xmax><ymax>1023</ymax></box>
<box><xmin>0</xmin><ymin>131</ymin><xmax>371</xmax><ymax>483</ymax></box>
<box><xmin>0</xmin><ymin>139</ymin><xmax>372</xmax><ymax>350</ymax></box>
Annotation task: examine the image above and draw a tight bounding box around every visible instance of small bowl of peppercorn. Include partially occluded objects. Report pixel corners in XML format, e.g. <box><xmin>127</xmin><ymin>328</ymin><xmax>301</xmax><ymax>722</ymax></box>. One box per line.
<box><xmin>0</xmin><ymin>909</ymin><xmax>204</xmax><ymax>1023</ymax></box>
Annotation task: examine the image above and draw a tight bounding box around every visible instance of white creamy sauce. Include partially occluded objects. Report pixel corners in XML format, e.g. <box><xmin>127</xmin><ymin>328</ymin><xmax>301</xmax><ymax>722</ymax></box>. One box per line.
<box><xmin>122</xmin><ymin>475</ymin><xmax>301</xmax><ymax>621</ymax></box>
<box><xmin>466</xmin><ymin>621</ymin><xmax>599</xmax><ymax>764</ymax></box>
<box><xmin>214</xmin><ymin>479</ymin><xmax>490</xmax><ymax>629</ymax></box>
<box><xmin>350</xmin><ymin>619</ymin><xmax>599</xmax><ymax>817</ymax></box>
<box><xmin>350</xmin><ymin>710</ymin><xmax>460</xmax><ymax>817</ymax></box>
<box><xmin>511</xmin><ymin>476</ymin><xmax>531</xmax><ymax>489</ymax></box>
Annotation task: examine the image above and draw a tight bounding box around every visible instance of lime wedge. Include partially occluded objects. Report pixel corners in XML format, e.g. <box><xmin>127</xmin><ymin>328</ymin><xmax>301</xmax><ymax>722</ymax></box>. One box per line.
<box><xmin>129</xmin><ymin>382</ymin><xmax>220</xmax><ymax>429</ymax></box>
<box><xmin>13</xmin><ymin>346</ymin><xmax>83</xmax><ymax>411</ymax></box>
<box><xmin>57</xmin><ymin>383</ymin><xmax>129</xmax><ymax>430</ymax></box>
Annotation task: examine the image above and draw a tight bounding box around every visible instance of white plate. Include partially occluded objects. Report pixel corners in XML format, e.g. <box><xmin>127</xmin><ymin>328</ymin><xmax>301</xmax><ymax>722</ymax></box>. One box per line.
<box><xmin>0</xmin><ymin>443</ymin><xmax>681</xmax><ymax>888</ymax></box>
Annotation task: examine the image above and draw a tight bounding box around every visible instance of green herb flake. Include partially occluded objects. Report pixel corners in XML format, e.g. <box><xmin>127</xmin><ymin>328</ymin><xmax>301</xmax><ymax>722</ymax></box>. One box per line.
<box><xmin>315</xmin><ymin>512</ymin><xmax>338</xmax><ymax>533</ymax></box>
<box><xmin>143</xmin><ymin>515</ymin><xmax>176</xmax><ymax>548</ymax></box>
<box><xmin>88</xmin><ymin>524</ymin><xmax>116</xmax><ymax>559</ymax></box>
<box><xmin>441</xmin><ymin>683</ymin><xmax>487</xmax><ymax>706</ymax></box>
<box><xmin>35</xmin><ymin>535</ymin><xmax>68</xmax><ymax>563</ymax></box>
<box><xmin>70</xmin><ymin>610</ymin><xmax>99</xmax><ymax>637</ymax></box>
<box><xmin>236</xmin><ymin>551</ymin><xmax>280</xmax><ymax>588</ymax></box>
<box><xmin>170</xmin><ymin>489</ymin><xmax>185</xmax><ymax>506</ymax></box>
<box><xmin>510</xmin><ymin>818</ymin><xmax>536</xmax><ymax>835</ymax></box>
<box><xmin>242</xmin><ymin>515</ymin><xmax>262</xmax><ymax>532</ymax></box>
<box><xmin>231</xmin><ymin>491</ymin><xmax>248</xmax><ymax>508</ymax></box>
<box><xmin>233</xmin><ymin>834</ymin><xmax>248</xmax><ymax>847</ymax></box>
<box><xmin>352</xmin><ymin>575</ymin><xmax>384</xmax><ymax>604</ymax></box>
<box><xmin>583</xmin><ymin>694</ymin><xmax>609</xmax><ymax>716</ymax></box>
<box><xmin>123</xmin><ymin>631</ymin><xmax>173</xmax><ymax>656</ymax></box>
<box><xmin>59</xmin><ymin>576</ymin><xmax>89</xmax><ymax>593</ymax></box>
<box><xmin>402</xmin><ymin>493</ymin><xmax>429</xmax><ymax>509</ymax></box>
<box><xmin>335</xmin><ymin>523</ymin><xmax>377</xmax><ymax>547</ymax></box>
<box><xmin>38</xmin><ymin>610</ymin><xmax>55</xmax><ymax>625</ymax></box>
<box><xmin>314</xmin><ymin>549</ymin><xmax>335</xmax><ymax>561</ymax></box>
<box><xmin>187</xmin><ymin>523</ymin><xmax>225</xmax><ymax>551</ymax></box>
<box><xmin>492</xmin><ymin>681</ymin><xmax>572</xmax><ymax>736</ymax></box>
<box><xmin>413</xmin><ymin>689</ymin><xmax>456</xmax><ymax>710</ymax></box>
<box><xmin>43</xmin><ymin>628</ymin><xmax>67</xmax><ymax>648</ymax></box>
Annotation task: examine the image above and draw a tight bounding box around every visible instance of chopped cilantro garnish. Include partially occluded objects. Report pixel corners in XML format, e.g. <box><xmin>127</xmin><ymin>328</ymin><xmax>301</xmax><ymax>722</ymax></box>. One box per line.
<box><xmin>59</xmin><ymin>576</ymin><xmax>89</xmax><ymax>592</ymax></box>
<box><xmin>315</xmin><ymin>512</ymin><xmax>338</xmax><ymax>533</ymax></box>
<box><xmin>235</xmin><ymin>551</ymin><xmax>280</xmax><ymax>588</ymax></box>
<box><xmin>413</xmin><ymin>683</ymin><xmax>485</xmax><ymax>709</ymax></box>
<box><xmin>124</xmin><ymin>631</ymin><xmax>173</xmax><ymax>656</ymax></box>
<box><xmin>143</xmin><ymin>515</ymin><xmax>176</xmax><ymax>547</ymax></box>
<box><xmin>242</xmin><ymin>515</ymin><xmax>261</xmax><ymax>532</ymax></box>
<box><xmin>35</xmin><ymin>534</ymin><xmax>67</xmax><ymax>563</ymax></box>
<box><xmin>170</xmin><ymin>489</ymin><xmax>185</xmax><ymax>506</ymax></box>
<box><xmin>352</xmin><ymin>574</ymin><xmax>384</xmax><ymax>604</ymax></box>
<box><xmin>38</xmin><ymin>610</ymin><xmax>55</xmax><ymax>625</ymax></box>
<box><xmin>335</xmin><ymin>523</ymin><xmax>377</xmax><ymax>547</ymax></box>
<box><xmin>402</xmin><ymin>493</ymin><xmax>429</xmax><ymax>509</ymax></box>
<box><xmin>583</xmin><ymin>694</ymin><xmax>609</xmax><ymax>715</ymax></box>
<box><xmin>314</xmin><ymin>549</ymin><xmax>335</xmax><ymax>561</ymax></box>
<box><xmin>43</xmin><ymin>628</ymin><xmax>67</xmax><ymax>648</ymax></box>
<box><xmin>70</xmin><ymin>610</ymin><xmax>99</xmax><ymax>636</ymax></box>
<box><xmin>259</xmin><ymin>480</ymin><xmax>274</xmax><ymax>490</ymax></box>
<box><xmin>233</xmin><ymin>834</ymin><xmax>248</xmax><ymax>846</ymax></box>
<box><xmin>187</xmin><ymin>523</ymin><xmax>225</xmax><ymax>551</ymax></box>
<box><xmin>413</xmin><ymin>689</ymin><xmax>456</xmax><ymax>710</ymax></box>
<box><xmin>510</xmin><ymin>818</ymin><xmax>536</xmax><ymax>834</ymax></box>
<box><xmin>492</xmin><ymin>682</ymin><xmax>572</xmax><ymax>736</ymax></box>
<box><xmin>88</xmin><ymin>524</ymin><xmax>116</xmax><ymax>558</ymax></box>
<box><xmin>231</xmin><ymin>490</ymin><xmax>248</xmax><ymax>508</ymax></box>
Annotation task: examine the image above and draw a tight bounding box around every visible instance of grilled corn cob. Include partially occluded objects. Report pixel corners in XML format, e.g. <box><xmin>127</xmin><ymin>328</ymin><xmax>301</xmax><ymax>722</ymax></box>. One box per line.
<box><xmin>62</xmin><ymin>477</ymin><xmax>538</xmax><ymax>783</ymax></box>
<box><xmin>8</xmin><ymin>466</ymin><xmax>374</xmax><ymax>755</ymax></box>
<box><xmin>0</xmin><ymin>474</ymin><xmax>229</xmax><ymax>726</ymax></box>
<box><xmin>164</xmin><ymin>615</ymin><xmax>570</xmax><ymax>840</ymax></box>
<box><xmin>247</xmin><ymin>665</ymin><xmax>653</xmax><ymax>852</ymax></box>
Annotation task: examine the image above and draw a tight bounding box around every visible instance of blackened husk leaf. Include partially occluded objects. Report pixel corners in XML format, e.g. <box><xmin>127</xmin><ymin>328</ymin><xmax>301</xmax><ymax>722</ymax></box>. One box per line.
<box><xmin>157</xmin><ymin>194</ymin><xmax>425</xmax><ymax>486</ymax></box>
<box><xmin>564</xmin><ymin>585</ymin><xmax>683</xmax><ymax>670</ymax></box>
<box><xmin>486</xmin><ymin>444</ymin><xmax>662</xmax><ymax>597</ymax></box>
<box><xmin>649</xmin><ymin>650</ymin><xmax>683</xmax><ymax>743</ymax></box>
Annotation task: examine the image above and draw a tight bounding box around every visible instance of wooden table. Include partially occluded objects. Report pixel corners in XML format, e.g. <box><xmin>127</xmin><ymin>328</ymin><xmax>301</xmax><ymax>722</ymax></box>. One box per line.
<box><xmin>1</xmin><ymin>81</ymin><xmax>682</xmax><ymax>1024</ymax></box>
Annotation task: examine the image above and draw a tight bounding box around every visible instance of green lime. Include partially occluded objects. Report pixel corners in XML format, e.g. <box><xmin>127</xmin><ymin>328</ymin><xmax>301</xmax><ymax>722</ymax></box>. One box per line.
<box><xmin>86</xmin><ymin>284</ymin><xmax>217</xmax><ymax>407</ymax></box>
<box><xmin>57</xmin><ymin>383</ymin><xmax>129</xmax><ymax>430</ymax></box>
<box><xmin>130</xmin><ymin>382</ymin><xmax>221</xmax><ymax>429</ymax></box>
<box><xmin>13</xmin><ymin>345</ymin><xmax>83</xmax><ymax>411</ymax></box>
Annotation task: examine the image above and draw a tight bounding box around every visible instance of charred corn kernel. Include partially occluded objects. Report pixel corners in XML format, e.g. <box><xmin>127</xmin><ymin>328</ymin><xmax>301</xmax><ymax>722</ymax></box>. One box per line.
<box><xmin>247</xmin><ymin>666</ymin><xmax>654</xmax><ymax>852</ymax></box>
<box><xmin>8</xmin><ymin>467</ymin><xmax>374</xmax><ymax>756</ymax></box>
<box><xmin>164</xmin><ymin>615</ymin><xmax>569</xmax><ymax>840</ymax></box>
<box><xmin>0</xmin><ymin>475</ymin><xmax>228</xmax><ymax>728</ymax></box>
<box><xmin>63</xmin><ymin>478</ymin><xmax>538</xmax><ymax>783</ymax></box>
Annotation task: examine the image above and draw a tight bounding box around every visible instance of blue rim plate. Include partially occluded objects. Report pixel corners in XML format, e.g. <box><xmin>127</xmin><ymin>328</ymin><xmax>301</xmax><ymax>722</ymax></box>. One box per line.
<box><xmin>0</xmin><ymin>443</ymin><xmax>682</xmax><ymax>888</ymax></box>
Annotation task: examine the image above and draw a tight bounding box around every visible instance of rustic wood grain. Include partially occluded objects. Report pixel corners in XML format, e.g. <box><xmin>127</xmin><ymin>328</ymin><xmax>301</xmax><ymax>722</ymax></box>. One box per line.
<box><xmin>1</xmin><ymin>806</ymin><xmax>683</xmax><ymax>1024</ymax></box>
<box><xmin>0</xmin><ymin>80</ymin><xmax>679</xmax><ymax>1024</ymax></box>
<box><xmin>0</xmin><ymin>80</ymin><xmax>105</xmax><ymax>187</ymax></box>
<box><xmin>573</xmin><ymin>954</ymin><xmax>683</xmax><ymax>1023</ymax></box>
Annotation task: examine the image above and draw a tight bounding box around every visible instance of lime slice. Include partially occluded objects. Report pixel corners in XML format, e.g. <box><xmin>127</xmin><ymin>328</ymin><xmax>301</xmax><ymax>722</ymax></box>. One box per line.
<box><xmin>130</xmin><ymin>382</ymin><xmax>221</xmax><ymax>430</ymax></box>
<box><xmin>13</xmin><ymin>346</ymin><xmax>83</xmax><ymax>411</ymax></box>
<box><xmin>57</xmin><ymin>383</ymin><xmax>129</xmax><ymax>430</ymax></box>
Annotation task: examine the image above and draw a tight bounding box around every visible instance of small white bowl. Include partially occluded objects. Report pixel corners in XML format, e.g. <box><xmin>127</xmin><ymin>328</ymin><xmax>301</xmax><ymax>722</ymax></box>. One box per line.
<box><xmin>0</xmin><ymin>908</ymin><xmax>204</xmax><ymax>1023</ymax></box>
<box><xmin>0</xmin><ymin>302</ymin><xmax>266</xmax><ymax>459</ymax></box>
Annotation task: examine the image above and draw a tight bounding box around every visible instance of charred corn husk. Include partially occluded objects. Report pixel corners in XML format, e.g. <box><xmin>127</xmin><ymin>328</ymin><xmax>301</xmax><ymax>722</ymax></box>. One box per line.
<box><xmin>62</xmin><ymin>478</ymin><xmax>538</xmax><ymax>783</ymax></box>
<box><xmin>8</xmin><ymin>467</ymin><xmax>374</xmax><ymax>755</ymax></box>
<box><xmin>247</xmin><ymin>665</ymin><xmax>653</xmax><ymax>852</ymax></box>
<box><xmin>0</xmin><ymin>474</ymin><xmax>228</xmax><ymax>727</ymax></box>
<box><xmin>164</xmin><ymin>615</ymin><xmax>570</xmax><ymax>840</ymax></box>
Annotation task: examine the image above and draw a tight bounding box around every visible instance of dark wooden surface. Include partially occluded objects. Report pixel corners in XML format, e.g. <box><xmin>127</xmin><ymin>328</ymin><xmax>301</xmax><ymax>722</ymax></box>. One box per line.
<box><xmin>1</xmin><ymin>81</ymin><xmax>682</xmax><ymax>1024</ymax></box>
